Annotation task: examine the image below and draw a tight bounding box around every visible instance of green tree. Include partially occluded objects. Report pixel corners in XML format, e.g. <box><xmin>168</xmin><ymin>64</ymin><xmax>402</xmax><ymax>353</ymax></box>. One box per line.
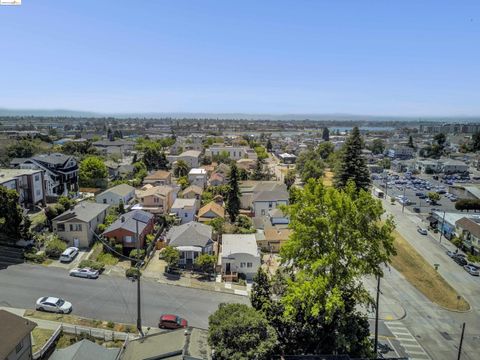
<box><xmin>322</xmin><ymin>127</ymin><xmax>330</xmax><ymax>142</ymax></box>
<box><xmin>334</xmin><ymin>127</ymin><xmax>371</xmax><ymax>191</ymax></box>
<box><xmin>226</xmin><ymin>163</ymin><xmax>241</xmax><ymax>222</ymax></box>
<box><xmin>45</xmin><ymin>236</ymin><xmax>67</xmax><ymax>259</ymax></box>
<box><xmin>266</xmin><ymin>139</ymin><xmax>273</xmax><ymax>152</ymax></box>
<box><xmin>208</xmin><ymin>217</ymin><xmax>225</xmax><ymax>237</ymax></box>
<box><xmin>251</xmin><ymin>158</ymin><xmax>266</xmax><ymax>180</ymax></box>
<box><xmin>427</xmin><ymin>192</ymin><xmax>441</xmax><ymax>205</ymax></box>
<box><xmin>407</xmin><ymin>135</ymin><xmax>415</xmax><ymax>149</ymax></box>
<box><xmin>317</xmin><ymin>141</ymin><xmax>334</xmax><ymax>160</ymax></box>
<box><xmin>279</xmin><ymin>179</ymin><xmax>395</xmax><ymax>356</ymax></box>
<box><xmin>58</xmin><ymin>195</ymin><xmax>75</xmax><ymax>211</ymax></box>
<box><xmin>177</xmin><ymin>176</ymin><xmax>190</xmax><ymax>190</ymax></box>
<box><xmin>284</xmin><ymin>168</ymin><xmax>296</xmax><ymax>189</ymax></box>
<box><xmin>194</xmin><ymin>254</ymin><xmax>216</xmax><ymax>274</ymax></box>
<box><xmin>251</xmin><ymin>268</ymin><xmax>272</xmax><ymax>312</ymax></box>
<box><xmin>79</xmin><ymin>156</ymin><xmax>108</xmax><ymax>188</ymax></box>
<box><xmin>142</xmin><ymin>142</ymin><xmax>168</xmax><ymax>170</ymax></box>
<box><xmin>369</xmin><ymin>138</ymin><xmax>385</xmax><ymax>155</ymax></box>
<box><xmin>0</xmin><ymin>186</ymin><xmax>23</xmax><ymax>238</ymax></box>
<box><xmin>174</xmin><ymin>160</ymin><xmax>189</xmax><ymax>178</ymax></box>
<box><xmin>295</xmin><ymin>148</ymin><xmax>325</xmax><ymax>182</ymax></box>
<box><xmin>208</xmin><ymin>303</ymin><xmax>278</xmax><ymax>360</ymax></box>
<box><xmin>162</xmin><ymin>246</ymin><xmax>180</xmax><ymax>268</ymax></box>
<box><xmin>7</xmin><ymin>140</ymin><xmax>36</xmax><ymax>158</ymax></box>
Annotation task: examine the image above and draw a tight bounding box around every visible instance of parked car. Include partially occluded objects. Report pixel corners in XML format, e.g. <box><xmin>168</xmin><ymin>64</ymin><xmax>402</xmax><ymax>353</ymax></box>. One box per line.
<box><xmin>453</xmin><ymin>256</ymin><xmax>468</xmax><ymax>266</ymax></box>
<box><xmin>417</xmin><ymin>228</ymin><xmax>428</xmax><ymax>235</ymax></box>
<box><xmin>158</xmin><ymin>314</ymin><xmax>188</xmax><ymax>329</ymax></box>
<box><xmin>463</xmin><ymin>265</ymin><xmax>480</xmax><ymax>276</ymax></box>
<box><xmin>60</xmin><ymin>247</ymin><xmax>79</xmax><ymax>263</ymax></box>
<box><xmin>69</xmin><ymin>267</ymin><xmax>99</xmax><ymax>279</ymax></box>
<box><xmin>413</xmin><ymin>207</ymin><xmax>421</xmax><ymax>213</ymax></box>
<box><xmin>446</xmin><ymin>250</ymin><xmax>456</xmax><ymax>258</ymax></box>
<box><xmin>36</xmin><ymin>297</ymin><xmax>72</xmax><ymax>313</ymax></box>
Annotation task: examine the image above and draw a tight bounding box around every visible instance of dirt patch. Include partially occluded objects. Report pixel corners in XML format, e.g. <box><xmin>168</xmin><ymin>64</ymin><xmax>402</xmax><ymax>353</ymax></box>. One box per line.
<box><xmin>31</xmin><ymin>328</ymin><xmax>54</xmax><ymax>353</ymax></box>
<box><xmin>390</xmin><ymin>230</ymin><xmax>470</xmax><ymax>311</ymax></box>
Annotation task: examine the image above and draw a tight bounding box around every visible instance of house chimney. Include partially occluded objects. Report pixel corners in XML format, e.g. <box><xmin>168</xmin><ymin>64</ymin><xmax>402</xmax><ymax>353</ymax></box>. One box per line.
<box><xmin>121</xmin><ymin>216</ymin><xmax>125</xmax><ymax>223</ymax></box>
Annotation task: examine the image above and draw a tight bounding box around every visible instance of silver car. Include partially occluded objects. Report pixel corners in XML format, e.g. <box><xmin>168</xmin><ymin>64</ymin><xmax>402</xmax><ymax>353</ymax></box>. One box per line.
<box><xmin>464</xmin><ymin>265</ymin><xmax>480</xmax><ymax>276</ymax></box>
<box><xmin>36</xmin><ymin>297</ymin><xmax>72</xmax><ymax>313</ymax></box>
<box><xmin>69</xmin><ymin>267</ymin><xmax>99</xmax><ymax>279</ymax></box>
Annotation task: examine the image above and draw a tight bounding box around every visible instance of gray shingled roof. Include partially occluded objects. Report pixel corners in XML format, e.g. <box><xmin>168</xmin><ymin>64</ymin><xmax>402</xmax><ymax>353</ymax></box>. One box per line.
<box><xmin>49</xmin><ymin>339</ymin><xmax>119</xmax><ymax>360</ymax></box>
<box><xmin>98</xmin><ymin>183</ymin><xmax>135</xmax><ymax>197</ymax></box>
<box><xmin>0</xmin><ymin>310</ymin><xmax>37</xmax><ymax>360</ymax></box>
<box><xmin>53</xmin><ymin>202</ymin><xmax>110</xmax><ymax>223</ymax></box>
<box><xmin>32</xmin><ymin>153</ymin><xmax>73</xmax><ymax>166</ymax></box>
<box><xmin>103</xmin><ymin>210</ymin><xmax>153</xmax><ymax>235</ymax></box>
<box><xmin>253</xmin><ymin>190</ymin><xmax>288</xmax><ymax>202</ymax></box>
<box><xmin>167</xmin><ymin>222</ymin><xmax>213</xmax><ymax>248</ymax></box>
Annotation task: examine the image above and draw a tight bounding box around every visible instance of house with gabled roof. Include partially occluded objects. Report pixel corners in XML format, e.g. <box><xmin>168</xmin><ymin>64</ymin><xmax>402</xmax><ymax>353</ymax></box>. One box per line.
<box><xmin>102</xmin><ymin>210</ymin><xmax>154</xmax><ymax>249</ymax></box>
<box><xmin>181</xmin><ymin>184</ymin><xmax>203</xmax><ymax>200</ymax></box>
<box><xmin>96</xmin><ymin>183</ymin><xmax>135</xmax><ymax>206</ymax></box>
<box><xmin>143</xmin><ymin>170</ymin><xmax>172</xmax><ymax>186</ymax></box>
<box><xmin>197</xmin><ymin>202</ymin><xmax>225</xmax><ymax>223</ymax></box>
<box><xmin>52</xmin><ymin>202</ymin><xmax>110</xmax><ymax>248</ymax></box>
<box><xmin>166</xmin><ymin>222</ymin><xmax>214</xmax><ymax>266</ymax></box>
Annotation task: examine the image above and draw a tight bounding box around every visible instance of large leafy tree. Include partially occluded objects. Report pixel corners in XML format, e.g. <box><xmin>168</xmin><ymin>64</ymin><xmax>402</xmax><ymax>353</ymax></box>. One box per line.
<box><xmin>317</xmin><ymin>141</ymin><xmax>335</xmax><ymax>160</ymax></box>
<box><xmin>0</xmin><ymin>186</ymin><xmax>23</xmax><ymax>238</ymax></box>
<box><xmin>79</xmin><ymin>156</ymin><xmax>108</xmax><ymax>188</ymax></box>
<box><xmin>226</xmin><ymin>163</ymin><xmax>241</xmax><ymax>222</ymax></box>
<box><xmin>278</xmin><ymin>179</ymin><xmax>395</xmax><ymax>356</ymax></box>
<box><xmin>295</xmin><ymin>148</ymin><xmax>325</xmax><ymax>183</ymax></box>
<box><xmin>208</xmin><ymin>303</ymin><xmax>278</xmax><ymax>360</ymax></box>
<box><xmin>369</xmin><ymin>138</ymin><xmax>385</xmax><ymax>155</ymax></box>
<box><xmin>334</xmin><ymin>127</ymin><xmax>371</xmax><ymax>191</ymax></box>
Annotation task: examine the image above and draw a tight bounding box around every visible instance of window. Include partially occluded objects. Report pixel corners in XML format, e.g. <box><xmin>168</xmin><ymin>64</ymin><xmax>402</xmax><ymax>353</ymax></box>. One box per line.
<box><xmin>69</xmin><ymin>224</ymin><xmax>82</xmax><ymax>231</ymax></box>
<box><xmin>247</xmin><ymin>262</ymin><xmax>253</xmax><ymax>268</ymax></box>
<box><xmin>240</xmin><ymin>262</ymin><xmax>246</xmax><ymax>268</ymax></box>
<box><xmin>103</xmin><ymin>199</ymin><xmax>107</xmax><ymax>204</ymax></box>
<box><xmin>269</xmin><ymin>202</ymin><xmax>273</xmax><ymax>208</ymax></box>
<box><xmin>16</xmin><ymin>341</ymin><xmax>23</xmax><ymax>353</ymax></box>
<box><xmin>184</xmin><ymin>213</ymin><xmax>188</xmax><ymax>217</ymax></box>
<box><xmin>34</xmin><ymin>175</ymin><xmax>40</xmax><ymax>181</ymax></box>
<box><xmin>154</xmin><ymin>197</ymin><xmax>159</xmax><ymax>203</ymax></box>
<box><xmin>36</xmin><ymin>190</ymin><xmax>41</xmax><ymax>196</ymax></box>
<box><xmin>58</xmin><ymin>224</ymin><xmax>65</xmax><ymax>232</ymax></box>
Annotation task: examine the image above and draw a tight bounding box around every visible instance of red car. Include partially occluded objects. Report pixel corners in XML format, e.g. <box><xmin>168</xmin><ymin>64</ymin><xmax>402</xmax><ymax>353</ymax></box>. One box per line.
<box><xmin>158</xmin><ymin>314</ymin><xmax>188</xmax><ymax>329</ymax></box>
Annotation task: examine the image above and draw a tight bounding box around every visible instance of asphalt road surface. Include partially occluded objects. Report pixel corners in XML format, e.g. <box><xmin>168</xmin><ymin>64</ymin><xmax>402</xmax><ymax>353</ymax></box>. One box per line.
<box><xmin>0</xmin><ymin>263</ymin><xmax>249</xmax><ymax>329</ymax></box>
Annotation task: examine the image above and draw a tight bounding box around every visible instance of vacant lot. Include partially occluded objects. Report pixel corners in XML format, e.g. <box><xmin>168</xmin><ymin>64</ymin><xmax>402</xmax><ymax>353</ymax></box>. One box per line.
<box><xmin>390</xmin><ymin>230</ymin><xmax>470</xmax><ymax>311</ymax></box>
<box><xmin>31</xmin><ymin>328</ymin><xmax>54</xmax><ymax>353</ymax></box>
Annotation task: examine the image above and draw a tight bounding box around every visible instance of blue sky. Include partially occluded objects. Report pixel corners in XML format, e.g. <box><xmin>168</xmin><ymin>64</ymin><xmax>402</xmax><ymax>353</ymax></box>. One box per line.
<box><xmin>0</xmin><ymin>0</ymin><xmax>479</xmax><ymax>116</ymax></box>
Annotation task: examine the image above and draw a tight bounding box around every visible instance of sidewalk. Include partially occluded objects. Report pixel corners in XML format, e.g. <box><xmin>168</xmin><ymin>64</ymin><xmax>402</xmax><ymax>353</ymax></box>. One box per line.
<box><xmin>105</xmin><ymin>250</ymin><xmax>250</xmax><ymax>296</ymax></box>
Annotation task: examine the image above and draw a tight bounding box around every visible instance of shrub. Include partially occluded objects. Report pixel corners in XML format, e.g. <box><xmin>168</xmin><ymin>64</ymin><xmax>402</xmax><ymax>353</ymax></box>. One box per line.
<box><xmin>79</xmin><ymin>259</ymin><xmax>105</xmax><ymax>271</ymax></box>
<box><xmin>161</xmin><ymin>246</ymin><xmax>180</xmax><ymax>268</ymax></box>
<box><xmin>114</xmin><ymin>243</ymin><xmax>123</xmax><ymax>255</ymax></box>
<box><xmin>238</xmin><ymin>272</ymin><xmax>247</xmax><ymax>281</ymax></box>
<box><xmin>24</xmin><ymin>252</ymin><xmax>46</xmax><ymax>264</ymax></box>
<box><xmin>126</xmin><ymin>267</ymin><xmax>141</xmax><ymax>279</ymax></box>
<box><xmin>97</xmin><ymin>252</ymin><xmax>119</xmax><ymax>266</ymax></box>
<box><xmin>129</xmin><ymin>249</ymin><xmax>145</xmax><ymax>260</ymax></box>
<box><xmin>45</xmin><ymin>237</ymin><xmax>67</xmax><ymax>259</ymax></box>
<box><xmin>106</xmin><ymin>321</ymin><xmax>115</xmax><ymax>329</ymax></box>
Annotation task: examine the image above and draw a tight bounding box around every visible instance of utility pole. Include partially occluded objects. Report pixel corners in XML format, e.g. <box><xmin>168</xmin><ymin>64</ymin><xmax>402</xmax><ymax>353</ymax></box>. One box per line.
<box><xmin>439</xmin><ymin>211</ymin><xmax>446</xmax><ymax>244</ymax></box>
<box><xmin>402</xmin><ymin>186</ymin><xmax>406</xmax><ymax>213</ymax></box>
<box><xmin>457</xmin><ymin>322</ymin><xmax>465</xmax><ymax>360</ymax></box>
<box><xmin>374</xmin><ymin>275</ymin><xmax>381</xmax><ymax>355</ymax></box>
<box><xmin>135</xmin><ymin>218</ymin><xmax>144</xmax><ymax>337</ymax></box>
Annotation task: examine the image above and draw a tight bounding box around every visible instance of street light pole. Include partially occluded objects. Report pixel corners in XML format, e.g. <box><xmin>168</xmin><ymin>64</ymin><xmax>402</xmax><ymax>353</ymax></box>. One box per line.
<box><xmin>374</xmin><ymin>275</ymin><xmax>381</xmax><ymax>355</ymax></box>
<box><xmin>457</xmin><ymin>322</ymin><xmax>465</xmax><ymax>360</ymax></box>
<box><xmin>135</xmin><ymin>218</ymin><xmax>144</xmax><ymax>337</ymax></box>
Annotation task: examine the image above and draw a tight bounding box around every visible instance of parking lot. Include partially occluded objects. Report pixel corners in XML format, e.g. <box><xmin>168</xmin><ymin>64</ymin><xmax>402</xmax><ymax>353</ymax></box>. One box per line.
<box><xmin>372</xmin><ymin>173</ymin><xmax>462</xmax><ymax>214</ymax></box>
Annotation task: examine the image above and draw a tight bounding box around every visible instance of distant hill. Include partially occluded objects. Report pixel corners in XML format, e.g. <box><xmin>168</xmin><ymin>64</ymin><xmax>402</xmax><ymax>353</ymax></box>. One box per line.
<box><xmin>0</xmin><ymin>108</ymin><xmax>479</xmax><ymax>122</ymax></box>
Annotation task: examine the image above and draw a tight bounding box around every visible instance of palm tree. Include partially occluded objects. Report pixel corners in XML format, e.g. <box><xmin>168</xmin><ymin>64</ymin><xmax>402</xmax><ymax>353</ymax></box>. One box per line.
<box><xmin>174</xmin><ymin>160</ymin><xmax>189</xmax><ymax>178</ymax></box>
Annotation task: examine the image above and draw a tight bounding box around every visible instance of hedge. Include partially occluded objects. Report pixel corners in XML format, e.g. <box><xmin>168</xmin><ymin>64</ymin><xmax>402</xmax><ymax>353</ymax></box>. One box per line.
<box><xmin>126</xmin><ymin>267</ymin><xmax>141</xmax><ymax>279</ymax></box>
<box><xmin>24</xmin><ymin>252</ymin><xmax>46</xmax><ymax>264</ymax></box>
<box><xmin>45</xmin><ymin>237</ymin><xmax>67</xmax><ymax>259</ymax></box>
<box><xmin>79</xmin><ymin>259</ymin><xmax>105</xmax><ymax>272</ymax></box>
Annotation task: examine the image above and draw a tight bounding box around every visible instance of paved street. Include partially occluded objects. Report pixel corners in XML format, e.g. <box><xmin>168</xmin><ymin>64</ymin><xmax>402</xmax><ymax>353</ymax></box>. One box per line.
<box><xmin>0</xmin><ymin>263</ymin><xmax>248</xmax><ymax>329</ymax></box>
<box><xmin>372</xmin><ymin>194</ymin><xmax>480</xmax><ymax>360</ymax></box>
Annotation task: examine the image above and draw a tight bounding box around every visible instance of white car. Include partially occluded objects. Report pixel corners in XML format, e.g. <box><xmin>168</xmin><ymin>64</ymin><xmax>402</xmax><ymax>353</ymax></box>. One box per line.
<box><xmin>417</xmin><ymin>228</ymin><xmax>428</xmax><ymax>235</ymax></box>
<box><xmin>36</xmin><ymin>297</ymin><xmax>72</xmax><ymax>314</ymax></box>
<box><xmin>69</xmin><ymin>267</ymin><xmax>99</xmax><ymax>279</ymax></box>
<box><xmin>60</xmin><ymin>247</ymin><xmax>79</xmax><ymax>263</ymax></box>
